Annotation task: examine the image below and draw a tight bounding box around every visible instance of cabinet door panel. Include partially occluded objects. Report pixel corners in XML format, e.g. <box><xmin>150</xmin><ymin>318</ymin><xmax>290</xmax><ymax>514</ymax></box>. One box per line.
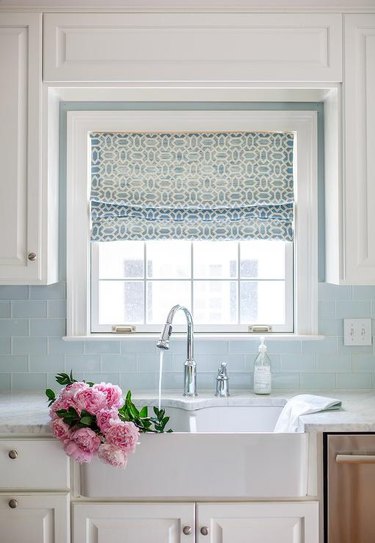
<box><xmin>342</xmin><ymin>15</ymin><xmax>375</xmax><ymax>283</ymax></box>
<box><xmin>0</xmin><ymin>13</ymin><xmax>43</xmax><ymax>284</ymax></box>
<box><xmin>197</xmin><ymin>502</ymin><xmax>318</xmax><ymax>543</ymax></box>
<box><xmin>73</xmin><ymin>502</ymin><xmax>194</xmax><ymax>543</ymax></box>
<box><xmin>0</xmin><ymin>493</ymin><xmax>69</xmax><ymax>543</ymax></box>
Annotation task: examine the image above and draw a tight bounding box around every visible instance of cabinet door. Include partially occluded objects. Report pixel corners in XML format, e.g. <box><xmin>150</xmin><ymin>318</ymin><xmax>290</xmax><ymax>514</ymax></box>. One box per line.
<box><xmin>0</xmin><ymin>13</ymin><xmax>57</xmax><ymax>284</ymax></box>
<box><xmin>0</xmin><ymin>493</ymin><xmax>69</xmax><ymax>543</ymax></box>
<box><xmin>44</xmin><ymin>13</ymin><xmax>342</xmax><ymax>83</ymax></box>
<box><xmin>73</xmin><ymin>502</ymin><xmax>195</xmax><ymax>543</ymax></box>
<box><xmin>196</xmin><ymin>502</ymin><xmax>319</xmax><ymax>543</ymax></box>
<box><xmin>341</xmin><ymin>15</ymin><xmax>375</xmax><ymax>284</ymax></box>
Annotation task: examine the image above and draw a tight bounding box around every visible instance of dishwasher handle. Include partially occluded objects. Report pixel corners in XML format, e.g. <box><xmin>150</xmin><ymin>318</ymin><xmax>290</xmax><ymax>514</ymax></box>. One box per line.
<box><xmin>336</xmin><ymin>453</ymin><xmax>375</xmax><ymax>464</ymax></box>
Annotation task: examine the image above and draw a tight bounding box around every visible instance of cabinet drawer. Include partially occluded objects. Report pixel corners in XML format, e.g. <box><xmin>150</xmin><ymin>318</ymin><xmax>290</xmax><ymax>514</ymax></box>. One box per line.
<box><xmin>44</xmin><ymin>13</ymin><xmax>342</xmax><ymax>83</ymax></box>
<box><xmin>0</xmin><ymin>440</ymin><xmax>69</xmax><ymax>490</ymax></box>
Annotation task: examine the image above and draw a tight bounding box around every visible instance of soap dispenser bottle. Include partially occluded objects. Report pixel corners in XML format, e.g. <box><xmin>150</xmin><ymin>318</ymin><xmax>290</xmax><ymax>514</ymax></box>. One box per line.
<box><xmin>253</xmin><ymin>336</ymin><xmax>271</xmax><ymax>395</ymax></box>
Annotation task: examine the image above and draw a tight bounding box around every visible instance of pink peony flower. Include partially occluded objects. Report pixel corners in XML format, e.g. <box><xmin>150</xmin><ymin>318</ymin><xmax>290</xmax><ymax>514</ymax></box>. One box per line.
<box><xmin>93</xmin><ymin>383</ymin><xmax>124</xmax><ymax>409</ymax></box>
<box><xmin>106</xmin><ymin>421</ymin><xmax>139</xmax><ymax>454</ymax></box>
<box><xmin>49</xmin><ymin>396</ymin><xmax>75</xmax><ymax>420</ymax></box>
<box><xmin>98</xmin><ymin>443</ymin><xmax>128</xmax><ymax>468</ymax></box>
<box><xmin>74</xmin><ymin>387</ymin><xmax>107</xmax><ymax>415</ymax></box>
<box><xmin>63</xmin><ymin>427</ymin><xmax>102</xmax><ymax>463</ymax></box>
<box><xmin>96</xmin><ymin>408</ymin><xmax>120</xmax><ymax>434</ymax></box>
<box><xmin>64</xmin><ymin>440</ymin><xmax>93</xmax><ymax>463</ymax></box>
<box><xmin>51</xmin><ymin>417</ymin><xmax>71</xmax><ymax>441</ymax></box>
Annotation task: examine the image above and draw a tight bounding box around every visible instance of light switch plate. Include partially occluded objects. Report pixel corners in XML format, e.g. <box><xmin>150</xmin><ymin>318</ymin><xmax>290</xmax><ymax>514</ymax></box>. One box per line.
<box><xmin>343</xmin><ymin>318</ymin><xmax>372</xmax><ymax>346</ymax></box>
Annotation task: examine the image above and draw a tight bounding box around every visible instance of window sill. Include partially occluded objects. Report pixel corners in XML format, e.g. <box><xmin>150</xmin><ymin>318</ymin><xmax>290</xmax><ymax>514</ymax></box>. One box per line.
<box><xmin>63</xmin><ymin>333</ymin><xmax>325</xmax><ymax>342</ymax></box>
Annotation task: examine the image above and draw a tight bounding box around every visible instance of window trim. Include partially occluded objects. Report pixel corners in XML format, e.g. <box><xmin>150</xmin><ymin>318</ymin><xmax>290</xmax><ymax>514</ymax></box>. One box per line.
<box><xmin>66</xmin><ymin>109</ymin><xmax>318</xmax><ymax>337</ymax></box>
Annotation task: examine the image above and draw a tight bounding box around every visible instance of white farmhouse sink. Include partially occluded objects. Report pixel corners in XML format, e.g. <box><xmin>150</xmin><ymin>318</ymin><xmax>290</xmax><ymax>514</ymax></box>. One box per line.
<box><xmin>80</xmin><ymin>398</ymin><xmax>309</xmax><ymax>500</ymax></box>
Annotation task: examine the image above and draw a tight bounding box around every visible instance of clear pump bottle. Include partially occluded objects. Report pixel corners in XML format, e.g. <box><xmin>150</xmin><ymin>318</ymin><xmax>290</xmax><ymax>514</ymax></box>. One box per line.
<box><xmin>253</xmin><ymin>336</ymin><xmax>271</xmax><ymax>395</ymax></box>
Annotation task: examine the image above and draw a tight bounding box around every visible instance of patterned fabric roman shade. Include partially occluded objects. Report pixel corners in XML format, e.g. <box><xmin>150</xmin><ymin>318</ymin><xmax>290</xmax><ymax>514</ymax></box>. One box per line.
<box><xmin>90</xmin><ymin>131</ymin><xmax>294</xmax><ymax>242</ymax></box>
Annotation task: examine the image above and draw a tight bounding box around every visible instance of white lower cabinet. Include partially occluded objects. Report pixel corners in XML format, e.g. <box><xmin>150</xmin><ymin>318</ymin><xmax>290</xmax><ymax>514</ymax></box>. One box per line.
<box><xmin>0</xmin><ymin>493</ymin><xmax>69</xmax><ymax>543</ymax></box>
<box><xmin>73</xmin><ymin>501</ymin><xmax>318</xmax><ymax>543</ymax></box>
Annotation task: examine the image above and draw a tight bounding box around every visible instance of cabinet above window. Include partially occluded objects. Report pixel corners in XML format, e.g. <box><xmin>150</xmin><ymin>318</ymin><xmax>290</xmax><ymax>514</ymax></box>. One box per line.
<box><xmin>43</xmin><ymin>13</ymin><xmax>342</xmax><ymax>83</ymax></box>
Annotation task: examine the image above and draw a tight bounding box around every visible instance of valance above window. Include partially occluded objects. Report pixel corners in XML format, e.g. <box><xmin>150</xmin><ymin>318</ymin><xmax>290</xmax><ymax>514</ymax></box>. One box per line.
<box><xmin>90</xmin><ymin>131</ymin><xmax>294</xmax><ymax>242</ymax></box>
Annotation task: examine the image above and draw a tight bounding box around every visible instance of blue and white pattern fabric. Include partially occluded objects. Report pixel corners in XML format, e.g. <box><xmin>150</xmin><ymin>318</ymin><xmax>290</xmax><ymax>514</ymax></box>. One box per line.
<box><xmin>90</xmin><ymin>131</ymin><xmax>294</xmax><ymax>242</ymax></box>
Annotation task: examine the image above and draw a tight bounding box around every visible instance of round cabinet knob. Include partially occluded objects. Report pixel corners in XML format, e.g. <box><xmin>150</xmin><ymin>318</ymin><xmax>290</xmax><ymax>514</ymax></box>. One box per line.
<box><xmin>200</xmin><ymin>526</ymin><xmax>209</xmax><ymax>536</ymax></box>
<box><xmin>8</xmin><ymin>499</ymin><xmax>18</xmax><ymax>509</ymax></box>
<box><xmin>8</xmin><ymin>450</ymin><xmax>18</xmax><ymax>460</ymax></box>
<box><xmin>182</xmin><ymin>526</ymin><xmax>192</xmax><ymax>535</ymax></box>
<box><xmin>28</xmin><ymin>252</ymin><xmax>37</xmax><ymax>262</ymax></box>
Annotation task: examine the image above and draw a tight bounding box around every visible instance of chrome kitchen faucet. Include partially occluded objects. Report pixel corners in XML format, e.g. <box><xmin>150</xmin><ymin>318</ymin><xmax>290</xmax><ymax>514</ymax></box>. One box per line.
<box><xmin>156</xmin><ymin>304</ymin><xmax>197</xmax><ymax>397</ymax></box>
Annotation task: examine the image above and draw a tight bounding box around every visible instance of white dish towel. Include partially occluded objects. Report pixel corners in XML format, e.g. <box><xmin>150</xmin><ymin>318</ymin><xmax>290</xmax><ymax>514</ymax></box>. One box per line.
<box><xmin>273</xmin><ymin>394</ymin><xmax>342</xmax><ymax>433</ymax></box>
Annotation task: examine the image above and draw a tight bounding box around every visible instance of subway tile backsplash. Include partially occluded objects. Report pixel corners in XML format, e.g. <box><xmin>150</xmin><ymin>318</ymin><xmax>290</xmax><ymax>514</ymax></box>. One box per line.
<box><xmin>1</xmin><ymin>282</ymin><xmax>375</xmax><ymax>392</ymax></box>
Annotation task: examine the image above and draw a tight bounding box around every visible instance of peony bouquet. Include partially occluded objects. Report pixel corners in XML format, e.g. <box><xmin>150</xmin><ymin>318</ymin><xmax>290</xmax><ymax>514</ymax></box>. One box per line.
<box><xmin>46</xmin><ymin>372</ymin><xmax>171</xmax><ymax>468</ymax></box>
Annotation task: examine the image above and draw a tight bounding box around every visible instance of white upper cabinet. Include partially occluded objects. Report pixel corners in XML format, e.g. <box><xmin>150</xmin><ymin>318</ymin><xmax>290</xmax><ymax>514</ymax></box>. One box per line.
<box><xmin>0</xmin><ymin>13</ymin><xmax>57</xmax><ymax>285</ymax></box>
<box><xmin>43</xmin><ymin>13</ymin><xmax>342</xmax><ymax>83</ymax></box>
<box><xmin>328</xmin><ymin>14</ymin><xmax>375</xmax><ymax>284</ymax></box>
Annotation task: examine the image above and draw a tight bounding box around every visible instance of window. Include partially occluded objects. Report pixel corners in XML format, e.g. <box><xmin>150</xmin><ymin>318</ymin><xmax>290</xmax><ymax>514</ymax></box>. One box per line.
<box><xmin>67</xmin><ymin>109</ymin><xmax>317</xmax><ymax>337</ymax></box>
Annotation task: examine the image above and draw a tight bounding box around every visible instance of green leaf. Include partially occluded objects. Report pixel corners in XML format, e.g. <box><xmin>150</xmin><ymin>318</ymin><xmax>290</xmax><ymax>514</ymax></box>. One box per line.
<box><xmin>139</xmin><ymin>406</ymin><xmax>148</xmax><ymax>418</ymax></box>
<box><xmin>55</xmin><ymin>372</ymin><xmax>76</xmax><ymax>386</ymax></box>
<box><xmin>45</xmin><ymin>388</ymin><xmax>56</xmax><ymax>407</ymax></box>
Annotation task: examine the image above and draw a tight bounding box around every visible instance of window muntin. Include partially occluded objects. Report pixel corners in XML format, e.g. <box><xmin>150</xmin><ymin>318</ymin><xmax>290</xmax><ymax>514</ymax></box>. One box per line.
<box><xmin>91</xmin><ymin>239</ymin><xmax>293</xmax><ymax>332</ymax></box>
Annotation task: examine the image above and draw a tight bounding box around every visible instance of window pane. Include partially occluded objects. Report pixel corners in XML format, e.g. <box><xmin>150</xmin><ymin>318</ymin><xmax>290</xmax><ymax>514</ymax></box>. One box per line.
<box><xmin>240</xmin><ymin>241</ymin><xmax>286</xmax><ymax>279</ymax></box>
<box><xmin>193</xmin><ymin>241</ymin><xmax>238</xmax><ymax>279</ymax></box>
<box><xmin>147</xmin><ymin>281</ymin><xmax>191</xmax><ymax>324</ymax></box>
<box><xmin>240</xmin><ymin>281</ymin><xmax>285</xmax><ymax>324</ymax></box>
<box><xmin>147</xmin><ymin>241</ymin><xmax>191</xmax><ymax>278</ymax></box>
<box><xmin>98</xmin><ymin>241</ymin><xmax>144</xmax><ymax>279</ymax></box>
<box><xmin>98</xmin><ymin>281</ymin><xmax>144</xmax><ymax>324</ymax></box>
<box><xmin>194</xmin><ymin>281</ymin><xmax>238</xmax><ymax>324</ymax></box>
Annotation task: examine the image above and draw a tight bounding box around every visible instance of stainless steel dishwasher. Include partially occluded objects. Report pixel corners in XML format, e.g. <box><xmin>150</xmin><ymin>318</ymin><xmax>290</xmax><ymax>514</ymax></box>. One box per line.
<box><xmin>326</xmin><ymin>434</ymin><xmax>375</xmax><ymax>543</ymax></box>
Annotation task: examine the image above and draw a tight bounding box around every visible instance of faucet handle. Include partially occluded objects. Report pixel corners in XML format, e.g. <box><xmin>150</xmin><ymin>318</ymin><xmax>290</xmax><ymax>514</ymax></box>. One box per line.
<box><xmin>215</xmin><ymin>362</ymin><xmax>230</xmax><ymax>397</ymax></box>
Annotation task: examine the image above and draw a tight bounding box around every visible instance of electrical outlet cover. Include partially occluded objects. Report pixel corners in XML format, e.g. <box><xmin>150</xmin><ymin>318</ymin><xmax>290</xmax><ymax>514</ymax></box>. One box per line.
<box><xmin>343</xmin><ymin>318</ymin><xmax>372</xmax><ymax>346</ymax></box>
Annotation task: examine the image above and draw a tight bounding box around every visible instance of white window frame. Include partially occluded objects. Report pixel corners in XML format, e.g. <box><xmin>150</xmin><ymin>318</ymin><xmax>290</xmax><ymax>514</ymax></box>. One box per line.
<box><xmin>66</xmin><ymin>109</ymin><xmax>318</xmax><ymax>337</ymax></box>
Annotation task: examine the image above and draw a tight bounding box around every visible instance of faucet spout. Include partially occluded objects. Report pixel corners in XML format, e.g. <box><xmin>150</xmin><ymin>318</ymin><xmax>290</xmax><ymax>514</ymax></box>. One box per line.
<box><xmin>156</xmin><ymin>304</ymin><xmax>197</xmax><ymax>397</ymax></box>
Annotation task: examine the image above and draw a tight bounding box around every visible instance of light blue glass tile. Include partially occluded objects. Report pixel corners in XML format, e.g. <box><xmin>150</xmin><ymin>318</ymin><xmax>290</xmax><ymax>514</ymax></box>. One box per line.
<box><xmin>0</xmin><ymin>302</ymin><xmax>11</xmax><ymax>318</ymax></box>
<box><xmin>318</xmin><ymin>319</ymin><xmax>342</xmax><ymax>336</ymax></box>
<box><xmin>48</xmin><ymin>337</ymin><xmax>84</xmax><ymax>355</ymax></box>
<box><xmin>195</xmin><ymin>341</ymin><xmax>229</xmax><ymax>355</ymax></box>
<box><xmin>71</xmin><ymin>372</ymin><xmax>121</xmax><ymax>386</ymax></box>
<box><xmin>318</xmin><ymin>283</ymin><xmax>352</xmax><ymax>301</ymax></box>
<box><xmin>335</xmin><ymin>301</ymin><xmax>371</xmax><ymax>319</ymax></box>
<box><xmin>101</xmin><ymin>354</ymin><xmax>137</xmax><ymax>371</ymax></box>
<box><xmin>13</xmin><ymin>337</ymin><xmax>48</xmax><ymax>355</ymax></box>
<box><xmin>280</xmin><ymin>354</ymin><xmax>315</xmax><ymax>372</ymax></box>
<box><xmin>272</xmin><ymin>373</ymin><xmax>300</xmax><ymax>389</ymax></box>
<box><xmin>139</xmin><ymin>352</ymin><xmax>173</xmax><ymax>372</ymax></box>
<box><xmin>228</xmin><ymin>340</ymin><xmax>259</xmax><ymax>354</ymax></box>
<box><xmin>0</xmin><ymin>319</ymin><xmax>29</xmax><ymax>337</ymax></box>
<box><xmin>318</xmin><ymin>301</ymin><xmax>335</xmax><ymax>320</ymax></box>
<box><xmin>0</xmin><ymin>355</ymin><xmax>28</xmax><ymax>372</ymax></box>
<box><xmin>315</xmin><ymin>354</ymin><xmax>351</xmax><ymax>372</ymax></box>
<box><xmin>0</xmin><ymin>338</ymin><xmax>11</xmax><ymax>354</ymax></box>
<box><xmin>65</xmin><ymin>355</ymin><xmax>101</xmax><ymax>372</ymax></box>
<box><xmin>85</xmin><ymin>341</ymin><xmax>120</xmax><ymax>354</ymax></box>
<box><xmin>336</xmin><ymin>373</ymin><xmax>372</xmax><ymax>389</ymax></box>
<box><xmin>351</xmin><ymin>355</ymin><xmax>375</xmax><ymax>372</ymax></box>
<box><xmin>302</xmin><ymin>337</ymin><xmax>338</xmax><ymax>354</ymax></box>
<box><xmin>0</xmin><ymin>374</ymin><xmax>11</xmax><ymax>391</ymax></box>
<box><xmin>352</xmin><ymin>286</ymin><xmax>375</xmax><ymax>300</ymax></box>
<box><xmin>47</xmin><ymin>300</ymin><xmax>67</xmax><ymax>318</ymax></box>
<box><xmin>30</xmin><ymin>282</ymin><xmax>66</xmax><ymax>300</ymax></box>
<box><xmin>30</xmin><ymin>319</ymin><xmax>66</xmax><ymax>337</ymax></box>
<box><xmin>12</xmin><ymin>373</ymin><xmax>47</xmax><ymax>391</ymax></box>
<box><xmin>120</xmin><ymin>372</ymin><xmax>157</xmax><ymax>391</ymax></box>
<box><xmin>338</xmin><ymin>340</ymin><xmax>373</xmax><ymax>355</ymax></box>
<box><xmin>12</xmin><ymin>301</ymin><xmax>47</xmax><ymax>318</ymax></box>
<box><xmin>227</xmin><ymin>372</ymin><xmax>253</xmax><ymax>389</ymax></box>
<box><xmin>300</xmin><ymin>373</ymin><xmax>336</xmax><ymax>390</ymax></box>
<box><xmin>29</xmin><ymin>354</ymin><xmax>65</xmax><ymax>372</ymax></box>
<box><xmin>196</xmin><ymin>353</ymin><xmax>246</xmax><ymax>372</ymax></box>
<box><xmin>164</xmin><ymin>340</ymin><xmax>187</xmax><ymax>356</ymax></box>
<box><xmin>121</xmin><ymin>339</ymin><xmax>159</xmax><ymax>355</ymax></box>
<box><xmin>267</xmin><ymin>340</ymin><xmax>302</xmax><ymax>354</ymax></box>
<box><xmin>0</xmin><ymin>286</ymin><xmax>28</xmax><ymax>300</ymax></box>
<box><xmin>161</xmin><ymin>371</ymin><xmax>187</xmax><ymax>390</ymax></box>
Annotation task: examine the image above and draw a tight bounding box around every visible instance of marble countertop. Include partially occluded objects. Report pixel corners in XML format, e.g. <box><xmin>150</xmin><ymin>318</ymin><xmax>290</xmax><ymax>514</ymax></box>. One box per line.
<box><xmin>1</xmin><ymin>390</ymin><xmax>375</xmax><ymax>435</ymax></box>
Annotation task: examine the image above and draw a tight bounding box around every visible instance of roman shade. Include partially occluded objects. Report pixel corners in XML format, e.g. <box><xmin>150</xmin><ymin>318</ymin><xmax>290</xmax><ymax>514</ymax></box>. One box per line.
<box><xmin>90</xmin><ymin>131</ymin><xmax>294</xmax><ymax>242</ymax></box>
